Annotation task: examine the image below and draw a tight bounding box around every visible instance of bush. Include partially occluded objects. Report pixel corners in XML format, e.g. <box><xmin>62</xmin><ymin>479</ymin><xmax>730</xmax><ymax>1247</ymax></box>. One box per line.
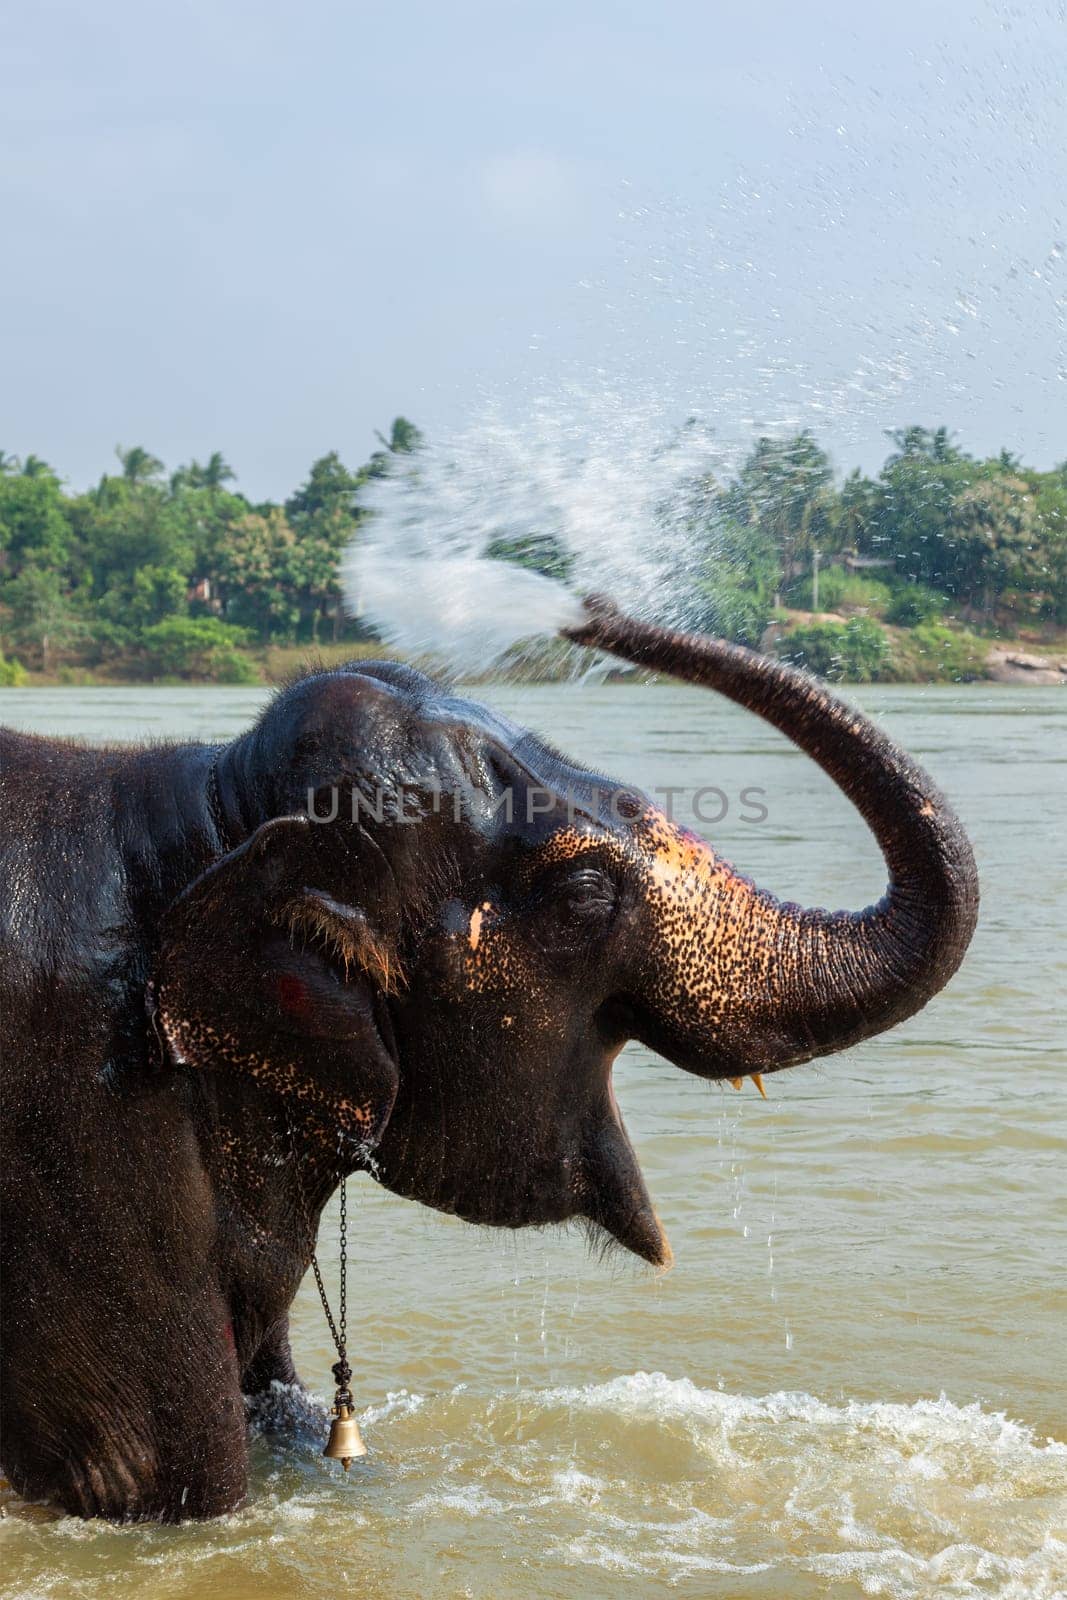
<box><xmin>892</xmin><ymin>623</ymin><xmax>988</xmax><ymax>683</ymax></box>
<box><xmin>0</xmin><ymin>652</ymin><xmax>28</xmax><ymax>686</ymax></box>
<box><xmin>80</xmin><ymin>619</ymin><xmax>136</xmax><ymax>665</ymax></box>
<box><xmin>786</xmin><ymin>566</ymin><xmax>845</xmax><ymax>611</ymax></box>
<box><xmin>885</xmin><ymin>583</ymin><xmax>946</xmax><ymax>627</ymax></box>
<box><xmin>139</xmin><ymin>617</ymin><xmax>259</xmax><ymax>683</ymax></box>
<box><xmin>703</xmin><ymin>582</ymin><xmax>772</xmax><ymax>647</ymax></box>
<box><xmin>786</xmin><ymin>569</ymin><xmax>893</xmax><ymax>615</ymax></box>
<box><xmin>485</xmin><ymin>533</ymin><xmax>574</xmax><ymax>583</ymax></box>
<box><xmin>776</xmin><ymin>617</ymin><xmax>890</xmax><ymax>682</ymax></box>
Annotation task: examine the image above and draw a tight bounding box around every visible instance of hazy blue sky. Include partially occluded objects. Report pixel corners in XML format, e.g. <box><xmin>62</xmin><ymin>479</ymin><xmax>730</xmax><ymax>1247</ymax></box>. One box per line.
<box><xmin>3</xmin><ymin>0</ymin><xmax>1064</xmax><ymax>498</ymax></box>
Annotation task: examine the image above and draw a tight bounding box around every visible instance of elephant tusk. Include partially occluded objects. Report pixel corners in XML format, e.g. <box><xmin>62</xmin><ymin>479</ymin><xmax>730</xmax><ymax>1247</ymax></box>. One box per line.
<box><xmin>728</xmin><ymin>1075</ymin><xmax>766</xmax><ymax>1097</ymax></box>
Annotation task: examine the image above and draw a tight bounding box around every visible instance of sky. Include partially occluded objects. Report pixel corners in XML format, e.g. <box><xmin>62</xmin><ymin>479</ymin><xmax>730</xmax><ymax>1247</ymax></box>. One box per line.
<box><xmin>2</xmin><ymin>0</ymin><xmax>1065</xmax><ymax>500</ymax></box>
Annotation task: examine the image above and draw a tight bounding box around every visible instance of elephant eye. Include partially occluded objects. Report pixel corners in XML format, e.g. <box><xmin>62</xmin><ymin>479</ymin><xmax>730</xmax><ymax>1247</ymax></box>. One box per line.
<box><xmin>527</xmin><ymin>866</ymin><xmax>616</xmax><ymax>958</ymax></box>
<box><xmin>560</xmin><ymin>868</ymin><xmax>616</xmax><ymax>918</ymax></box>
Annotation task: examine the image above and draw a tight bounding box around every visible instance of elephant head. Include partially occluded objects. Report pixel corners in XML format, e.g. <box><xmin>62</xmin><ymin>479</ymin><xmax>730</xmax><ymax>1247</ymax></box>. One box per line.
<box><xmin>154</xmin><ymin>603</ymin><xmax>978</xmax><ymax>1267</ymax></box>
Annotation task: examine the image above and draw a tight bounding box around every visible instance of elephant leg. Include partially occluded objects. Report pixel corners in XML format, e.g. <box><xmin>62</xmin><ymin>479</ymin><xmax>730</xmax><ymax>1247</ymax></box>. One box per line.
<box><xmin>241</xmin><ymin>1315</ymin><xmax>300</xmax><ymax>1397</ymax></box>
<box><xmin>241</xmin><ymin>1315</ymin><xmax>333</xmax><ymax>1443</ymax></box>
<box><xmin>2</xmin><ymin>1322</ymin><xmax>250</xmax><ymax>1522</ymax></box>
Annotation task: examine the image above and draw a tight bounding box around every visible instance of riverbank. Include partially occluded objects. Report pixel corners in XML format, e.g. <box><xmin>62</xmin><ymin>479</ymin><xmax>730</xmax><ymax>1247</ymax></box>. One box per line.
<box><xmin>764</xmin><ymin>612</ymin><xmax>1067</xmax><ymax>686</ymax></box>
<box><xmin>3</xmin><ymin>618</ymin><xmax>1064</xmax><ymax>689</ymax></box>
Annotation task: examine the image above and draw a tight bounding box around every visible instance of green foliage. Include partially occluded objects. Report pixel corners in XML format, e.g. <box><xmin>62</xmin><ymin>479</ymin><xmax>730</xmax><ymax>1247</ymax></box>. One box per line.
<box><xmin>285</xmin><ymin>453</ymin><xmax>369</xmax><ymax>642</ymax></box>
<box><xmin>171</xmin><ymin>452</ymin><xmax>236</xmax><ymax>493</ymax></box>
<box><xmin>685</xmin><ymin>469</ymin><xmax>781</xmax><ymax>644</ymax></box>
<box><xmin>885</xmin><ymin>583</ymin><xmax>946</xmax><ymax>627</ymax></box>
<box><xmin>366</xmin><ymin>417</ymin><xmax>424</xmax><ymax>479</ymax></box>
<box><xmin>116</xmin><ymin>445</ymin><xmax>165</xmax><ymax>485</ymax></box>
<box><xmin>1</xmin><ymin>564</ymin><xmax>84</xmax><ymax>671</ymax></box>
<box><xmin>777</xmin><ymin>617</ymin><xmax>890</xmax><ymax>683</ymax></box>
<box><xmin>139</xmin><ymin>617</ymin><xmax>257</xmax><ymax>683</ymax></box>
<box><xmin>700</xmin><ymin>577</ymin><xmax>772</xmax><ymax>647</ymax></box>
<box><xmin>786</xmin><ymin>569</ymin><xmax>894</xmax><ymax>615</ymax></box>
<box><xmin>718</xmin><ymin>431</ymin><xmax>840</xmax><ymax>585</ymax></box>
<box><xmin>212</xmin><ymin>508</ymin><xmax>300</xmax><ymax>640</ymax></box>
<box><xmin>1022</xmin><ymin>480</ymin><xmax>1067</xmax><ymax>624</ymax></box>
<box><xmin>0</xmin><ymin>464</ymin><xmax>72</xmax><ymax>569</ymax></box>
<box><xmin>786</xmin><ymin>564</ymin><xmax>847</xmax><ymax>611</ymax></box>
<box><xmin>0</xmin><ymin>419</ymin><xmax>1063</xmax><ymax>682</ymax></box>
<box><xmin>884</xmin><ymin>426</ymin><xmax>963</xmax><ymax>465</ymax></box>
<box><xmin>99</xmin><ymin>564</ymin><xmax>188</xmax><ymax>631</ymax></box>
<box><xmin>0</xmin><ymin>651</ymin><xmax>27</xmax><ymax>686</ymax></box>
<box><xmin>849</xmin><ymin>433</ymin><xmax>1066</xmax><ymax>624</ymax></box>
<box><xmin>0</xmin><ymin>422</ymin><xmax>418</xmax><ymax>677</ymax></box>
<box><xmin>76</xmin><ymin>478</ymin><xmax>195</xmax><ymax>587</ymax></box>
<box><xmin>485</xmin><ymin>533</ymin><xmax>574</xmax><ymax>583</ymax></box>
<box><xmin>891</xmin><ymin>624</ymin><xmax>988</xmax><ymax>683</ymax></box>
<box><xmin>285</xmin><ymin>451</ymin><xmax>363</xmax><ymax>521</ymax></box>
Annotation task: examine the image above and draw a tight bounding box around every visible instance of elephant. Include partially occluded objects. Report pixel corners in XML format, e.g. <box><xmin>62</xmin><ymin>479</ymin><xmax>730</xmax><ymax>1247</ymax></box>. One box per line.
<box><xmin>0</xmin><ymin>600</ymin><xmax>978</xmax><ymax>1522</ymax></box>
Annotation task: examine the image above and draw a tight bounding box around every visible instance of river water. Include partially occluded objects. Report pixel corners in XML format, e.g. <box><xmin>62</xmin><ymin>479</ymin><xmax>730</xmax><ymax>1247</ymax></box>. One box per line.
<box><xmin>1</xmin><ymin>680</ymin><xmax>1064</xmax><ymax>1599</ymax></box>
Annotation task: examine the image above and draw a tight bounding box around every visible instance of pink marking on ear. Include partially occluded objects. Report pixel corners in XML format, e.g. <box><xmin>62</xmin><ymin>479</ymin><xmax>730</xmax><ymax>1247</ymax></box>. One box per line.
<box><xmin>275</xmin><ymin>973</ymin><xmax>311</xmax><ymax>1017</ymax></box>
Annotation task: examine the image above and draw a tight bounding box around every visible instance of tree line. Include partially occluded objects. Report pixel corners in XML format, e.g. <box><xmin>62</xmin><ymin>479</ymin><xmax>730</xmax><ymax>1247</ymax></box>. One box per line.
<box><xmin>684</xmin><ymin>425</ymin><xmax>1067</xmax><ymax>639</ymax></box>
<box><xmin>0</xmin><ymin>421</ymin><xmax>1064</xmax><ymax>684</ymax></box>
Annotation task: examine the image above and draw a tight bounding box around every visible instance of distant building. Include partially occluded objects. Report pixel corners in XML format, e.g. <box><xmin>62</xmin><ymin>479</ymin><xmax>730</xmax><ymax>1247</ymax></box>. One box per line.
<box><xmin>188</xmin><ymin>578</ymin><xmax>221</xmax><ymax>612</ymax></box>
<box><xmin>843</xmin><ymin>551</ymin><xmax>893</xmax><ymax>572</ymax></box>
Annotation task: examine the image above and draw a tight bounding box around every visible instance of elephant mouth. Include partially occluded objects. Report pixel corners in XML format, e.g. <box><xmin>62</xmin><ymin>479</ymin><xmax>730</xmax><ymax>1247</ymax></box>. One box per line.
<box><xmin>372</xmin><ymin>988</ymin><xmax>402</xmax><ymax>1070</ymax></box>
<box><xmin>580</xmin><ymin>1078</ymin><xmax>673</xmax><ymax>1268</ymax></box>
<box><xmin>372</xmin><ymin>992</ymin><xmax>672</xmax><ymax>1266</ymax></box>
<box><xmin>370</xmin><ymin>1063</ymin><xmax>670</xmax><ymax>1268</ymax></box>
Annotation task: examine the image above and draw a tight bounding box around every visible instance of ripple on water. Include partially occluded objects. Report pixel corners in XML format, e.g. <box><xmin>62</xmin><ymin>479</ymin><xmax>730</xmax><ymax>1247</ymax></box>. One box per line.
<box><xmin>4</xmin><ymin>1375</ymin><xmax>1064</xmax><ymax>1600</ymax></box>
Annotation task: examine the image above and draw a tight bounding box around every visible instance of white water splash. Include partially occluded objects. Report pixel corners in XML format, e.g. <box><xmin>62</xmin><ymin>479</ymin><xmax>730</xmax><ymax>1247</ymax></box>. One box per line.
<box><xmin>341</xmin><ymin>404</ymin><xmax>730</xmax><ymax>674</ymax></box>
<box><xmin>6</xmin><ymin>1375</ymin><xmax>1064</xmax><ymax>1598</ymax></box>
<box><xmin>343</xmin><ymin>552</ymin><xmax>585</xmax><ymax>673</ymax></box>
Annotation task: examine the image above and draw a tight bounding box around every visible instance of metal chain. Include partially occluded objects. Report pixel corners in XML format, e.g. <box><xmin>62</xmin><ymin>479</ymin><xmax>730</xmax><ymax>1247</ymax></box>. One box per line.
<box><xmin>308</xmin><ymin>1183</ymin><xmax>348</xmax><ymax>1378</ymax></box>
<box><xmin>288</xmin><ymin>1118</ymin><xmax>352</xmax><ymax>1398</ymax></box>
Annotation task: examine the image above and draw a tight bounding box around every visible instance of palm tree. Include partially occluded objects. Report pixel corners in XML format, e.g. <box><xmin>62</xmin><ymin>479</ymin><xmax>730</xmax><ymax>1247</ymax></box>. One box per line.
<box><xmin>116</xmin><ymin>445</ymin><xmax>164</xmax><ymax>485</ymax></box>
<box><xmin>0</xmin><ymin>450</ymin><xmax>20</xmax><ymax>474</ymax></box>
<box><xmin>885</xmin><ymin>426</ymin><xmax>961</xmax><ymax>465</ymax></box>
<box><xmin>20</xmin><ymin>454</ymin><xmax>53</xmax><ymax>478</ymax></box>
<box><xmin>367</xmin><ymin>417</ymin><xmax>425</xmax><ymax>479</ymax></box>
<box><xmin>200</xmin><ymin>451</ymin><xmax>235</xmax><ymax>491</ymax></box>
<box><xmin>930</xmin><ymin>426</ymin><xmax>959</xmax><ymax>463</ymax></box>
<box><xmin>374</xmin><ymin>417</ymin><xmax>423</xmax><ymax>456</ymax></box>
<box><xmin>171</xmin><ymin>452</ymin><xmax>236</xmax><ymax>493</ymax></box>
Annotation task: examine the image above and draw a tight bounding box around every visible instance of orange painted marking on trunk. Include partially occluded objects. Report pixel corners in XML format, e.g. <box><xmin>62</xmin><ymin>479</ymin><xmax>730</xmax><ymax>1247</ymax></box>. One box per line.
<box><xmin>639</xmin><ymin>811</ymin><xmax>723</xmax><ymax>896</ymax></box>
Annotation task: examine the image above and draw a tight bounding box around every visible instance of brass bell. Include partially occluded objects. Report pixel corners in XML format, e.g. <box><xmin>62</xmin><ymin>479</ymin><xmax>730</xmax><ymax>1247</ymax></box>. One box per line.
<box><xmin>323</xmin><ymin>1403</ymin><xmax>367</xmax><ymax>1470</ymax></box>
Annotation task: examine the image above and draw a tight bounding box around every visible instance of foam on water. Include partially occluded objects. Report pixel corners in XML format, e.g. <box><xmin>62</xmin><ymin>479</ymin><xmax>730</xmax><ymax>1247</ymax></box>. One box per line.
<box><xmin>7</xmin><ymin>1375</ymin><xmax>1064</xmax><ymax>1599</ymax></box>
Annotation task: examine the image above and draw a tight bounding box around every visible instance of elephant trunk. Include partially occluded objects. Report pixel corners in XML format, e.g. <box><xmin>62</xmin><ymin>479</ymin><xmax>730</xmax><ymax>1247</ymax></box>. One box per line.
<box><xmin>565</xmin><ymin>602</ymin><xmax>979</xmax><ymax>1077</ymax></box>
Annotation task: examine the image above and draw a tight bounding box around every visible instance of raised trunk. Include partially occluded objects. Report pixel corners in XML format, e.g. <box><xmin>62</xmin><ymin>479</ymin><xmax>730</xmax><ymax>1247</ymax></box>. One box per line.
<box><xmin>565</xmin><ymin>602</ymin><xmax>979</xmax><ymax>1078</ymax></box>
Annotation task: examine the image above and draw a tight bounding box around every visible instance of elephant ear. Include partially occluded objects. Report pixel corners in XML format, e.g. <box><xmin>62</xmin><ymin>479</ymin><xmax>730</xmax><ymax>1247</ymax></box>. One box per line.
<box><xmin>153</xmin><ymin>816</ymin><xmax>401</xmax><ymax>1152</ymax></box>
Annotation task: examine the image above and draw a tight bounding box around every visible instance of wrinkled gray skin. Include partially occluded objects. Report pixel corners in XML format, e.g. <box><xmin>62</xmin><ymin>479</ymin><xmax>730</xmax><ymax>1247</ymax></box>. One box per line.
<box><xmin>0</xmin><ymin>602</ymin><xmax>978</xmax><ymax>1521</ymax></box>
